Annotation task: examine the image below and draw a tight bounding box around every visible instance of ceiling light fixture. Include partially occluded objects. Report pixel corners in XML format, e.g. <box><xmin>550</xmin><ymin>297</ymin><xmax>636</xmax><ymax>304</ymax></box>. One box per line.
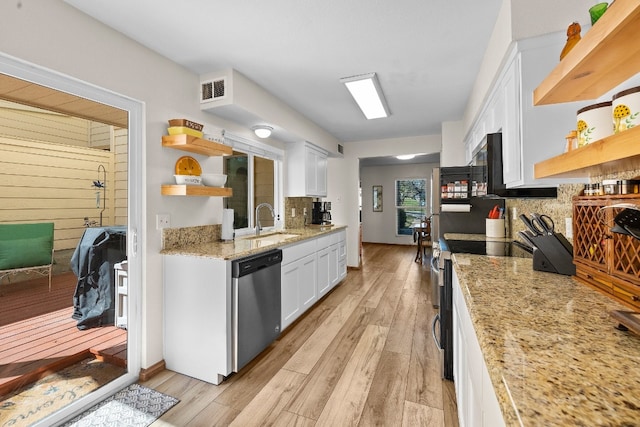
<box><xmin>252</xmin><ymin>125</ymin><xmax>273</xmax><ymax>138</ymax></box>
<box><xmin>339</xmin><ymin>72</ymin><xmax>390</xmax><ymax>120</ymax></box>
<box><xmin>396</xmin><ymin>154</ymin><xmax>416</xmax><ymax>160</ymax></box>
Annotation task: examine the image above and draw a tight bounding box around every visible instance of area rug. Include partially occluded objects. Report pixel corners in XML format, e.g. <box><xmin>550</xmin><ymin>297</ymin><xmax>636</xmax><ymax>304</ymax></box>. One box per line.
<box><xmin>0</xmin><ymin>357</ymin><xmax>126</xmax><ymax>427</ymax></box>
<box><xmin>61</xmin><ymin>384</ymin><xmax>179</xmax><ymax>427</ymax></box>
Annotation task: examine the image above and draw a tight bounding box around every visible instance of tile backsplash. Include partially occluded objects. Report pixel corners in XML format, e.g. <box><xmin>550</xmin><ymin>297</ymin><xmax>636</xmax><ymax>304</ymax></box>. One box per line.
<box><xmin>507</xmin><ymin>167</ymin><xmax>640</xmax><ymax>243</ymax></box>
<box><xmin>285</xmin><ymin>197</ymin><xmax>314</xmax><ymax>229</ymax></box>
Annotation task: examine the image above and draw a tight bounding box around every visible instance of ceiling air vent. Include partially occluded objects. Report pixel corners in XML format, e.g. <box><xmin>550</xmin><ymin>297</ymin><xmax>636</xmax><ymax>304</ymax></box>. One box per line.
<box><xmin>201</xmin><ymin>77</ymin><xmax>226</xmax><ymax>102</ymax></box>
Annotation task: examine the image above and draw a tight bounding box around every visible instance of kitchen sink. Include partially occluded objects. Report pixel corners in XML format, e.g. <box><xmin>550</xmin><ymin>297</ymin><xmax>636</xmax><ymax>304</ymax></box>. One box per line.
<box><xmin>242</xmin><ymin>232</ymin><xmax>300</xmax><ymax>244</ymax></box>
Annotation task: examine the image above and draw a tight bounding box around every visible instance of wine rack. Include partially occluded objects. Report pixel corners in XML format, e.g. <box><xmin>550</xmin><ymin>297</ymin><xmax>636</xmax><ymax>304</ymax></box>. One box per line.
<box><xmin>573</xmin><ymin>195</ymin><xmax>640</xmax><ymax>310</ymax></box>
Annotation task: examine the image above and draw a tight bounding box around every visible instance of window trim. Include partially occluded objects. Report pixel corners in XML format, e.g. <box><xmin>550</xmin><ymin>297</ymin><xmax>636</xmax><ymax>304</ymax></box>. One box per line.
<box><xmin>224</xmin><ymin>131</ymin><xmax>284</xmax><ymax>236</ymax></box>
<box><xmin>395</xmin><ymin>177</ymin><xmax>427</xmax><ymax>237</ymax></box>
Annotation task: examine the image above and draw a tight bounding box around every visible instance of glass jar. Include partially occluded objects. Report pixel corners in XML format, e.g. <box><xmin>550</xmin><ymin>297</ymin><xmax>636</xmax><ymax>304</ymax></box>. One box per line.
<box><xmin>584</xmin><ymin>183</ymin><xmax>602</xmax><ymax>196</ymax></box>
<box><xmin>619</xmin><ymin>180</ymin><xmax>640</xmax><ymax>195</ymax></box>
<box><xmin>460</xmin><ymin>180</ymin><xmax>468</xmax><ymax>198</ymax></box>
<box><xmin>602</xmin><ymin>179</ymin><xmax>619</xmax><ymax>195</ymax></box>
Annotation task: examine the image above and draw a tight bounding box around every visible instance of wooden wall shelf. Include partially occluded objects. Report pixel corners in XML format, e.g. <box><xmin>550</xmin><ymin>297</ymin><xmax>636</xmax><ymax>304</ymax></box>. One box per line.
<box><xmin>533</xmin><ymin>0</ymin><xmax>640</xmax><ymax>106</ymax></box>
<box><xmin>161</xmin><ymin>185</ymin><xmax>233</xmax><ymax>197</ymax></box>
<box><xmin>534</xmin><ymin>126</ymin><xmax>640</xmax><ymax>178</ymax></box>
<box><xmin>162</xmin><ymin>134</ymin><xmax>232</xmax><ymax>157</ymax></box>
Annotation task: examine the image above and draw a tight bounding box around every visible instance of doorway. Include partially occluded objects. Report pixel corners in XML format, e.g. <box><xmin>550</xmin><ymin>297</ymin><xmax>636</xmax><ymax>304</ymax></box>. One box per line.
<box><xmin>0</xmin><ymin>52</ymin><xmax>143</xmax><ymax>424</ymax></box>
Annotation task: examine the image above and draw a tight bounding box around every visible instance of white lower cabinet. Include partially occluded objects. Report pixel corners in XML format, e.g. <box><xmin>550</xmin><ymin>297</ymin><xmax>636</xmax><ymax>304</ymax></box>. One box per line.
<box><xmin>317</xmin><ymin>246</ymin><xmax>331</xmax><ymax>297</ymax></box>
<box><xmin>164</xmin><ymin>255</ymin><xmax>231</xmax><ymax>385</ymax></box>
<box><xmin>281</xmin><ymin>229</ymin><xmax>347</xmax><ymax>330</ymax></box>
<box><xmin>281</xmin><ymin>239</ymin><xmax>318</xmax><ymax>330</ymax></box>
<box><xmin>452</xmin><ymin>268</ymin><xmax>505</xmax><ymax>427</ymax></box>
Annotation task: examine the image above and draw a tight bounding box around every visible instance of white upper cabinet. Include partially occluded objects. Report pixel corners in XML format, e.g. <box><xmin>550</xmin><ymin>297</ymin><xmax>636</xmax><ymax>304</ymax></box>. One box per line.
<box><xmin>465</xmin><ymin>33</ymin><xmax>584</xmax><ymax>188</ymax></box>
<box><xmin>286</xmin><ymin>142</ymin><xmax>328</xmax><ymax>197</ymax></box>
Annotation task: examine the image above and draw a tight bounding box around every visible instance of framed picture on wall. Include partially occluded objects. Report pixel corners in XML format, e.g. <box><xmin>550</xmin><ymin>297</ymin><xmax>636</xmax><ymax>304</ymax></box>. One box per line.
<box><xmin>373</xmin><ymin>185</ymin><xmax>383</xmax><ymax>212</ymax></box>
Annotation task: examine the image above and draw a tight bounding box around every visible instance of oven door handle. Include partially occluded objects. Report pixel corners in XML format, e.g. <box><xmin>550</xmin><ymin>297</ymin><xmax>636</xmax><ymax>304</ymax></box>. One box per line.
<box><xmin>430</xmin><ymin>255</ymin><xmax>439</xmax><ymax>274</ymax></box>
<box><xmin>432</xmin><ymin>313</ymin><xmax>442</xmax><ymax>350</ymax></box>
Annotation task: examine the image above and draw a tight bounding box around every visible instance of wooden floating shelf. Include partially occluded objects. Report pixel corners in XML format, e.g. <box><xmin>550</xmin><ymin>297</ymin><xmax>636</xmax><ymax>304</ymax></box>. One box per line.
<box><xmin>162</xmin><ymin>134</ymin><xmax>232</xmax><ymax>157</ymax></box>
<box><xmin>534</xmin><ymin>126</ymin><xmax>640</xmax><ymax>178</ymax></box>
<box><xmin>161</xmin><ymin>185</ymin><xmax>233</xmax><ymax>197</ymax></box>
<box><xmin>533</xmin><ymin>0</ymin><xmax>640</xmax><ymax>106</ymax></box>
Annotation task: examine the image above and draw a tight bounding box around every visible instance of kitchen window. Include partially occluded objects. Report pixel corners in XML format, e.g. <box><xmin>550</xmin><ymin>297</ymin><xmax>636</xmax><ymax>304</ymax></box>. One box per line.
<box><xmin>223</xmin><ymin>132</ymin><xmax>283</xmax><ymax>234</ymax></box>
<box><xmin>395</xmin><ymin>178</ymin><xmax>426</xmax><ymax>235</ymax></box>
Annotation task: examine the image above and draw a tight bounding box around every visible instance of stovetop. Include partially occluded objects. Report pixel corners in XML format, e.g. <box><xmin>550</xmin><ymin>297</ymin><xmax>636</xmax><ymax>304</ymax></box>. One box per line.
<box><xmin>441</xmin><ymin>238</ymin><xmax>533</xmax><ymax>258</ymax></box>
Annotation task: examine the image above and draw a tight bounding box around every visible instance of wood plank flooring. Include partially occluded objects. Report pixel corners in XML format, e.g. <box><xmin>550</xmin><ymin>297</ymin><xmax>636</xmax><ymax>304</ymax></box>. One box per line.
<box><xmin>142</xmin><ymin>243</ymin><xmax>459</xmax><ymax>427</ymax></box>
<box><xmin>0</xmin><ymin>272</ymin><xmax>127</xmax><ymax>397</ymax></box>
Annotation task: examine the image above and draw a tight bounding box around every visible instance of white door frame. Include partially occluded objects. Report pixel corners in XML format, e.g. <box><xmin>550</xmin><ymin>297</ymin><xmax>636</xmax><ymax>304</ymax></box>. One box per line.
<box><xmin>0</xmin><ymin>51</ymin><xmax>145</xmax><ymax>426</ymax></box>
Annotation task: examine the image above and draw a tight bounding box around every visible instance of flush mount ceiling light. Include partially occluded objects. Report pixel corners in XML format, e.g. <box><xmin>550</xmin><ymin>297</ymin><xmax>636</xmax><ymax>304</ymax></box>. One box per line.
<box><xmin>396</xmin><ymin>154</ymin><xmax>416</xmax><ymax>160</ymax></box>
<box><xmin>339</xmin><ymin>72</ymin><xmax>390</xmax><ymax>120</ymax></box>
<box><xmin>252</xmin><ymin>125</ymin><xmax>273</xmax><ymax>138</ymax></box>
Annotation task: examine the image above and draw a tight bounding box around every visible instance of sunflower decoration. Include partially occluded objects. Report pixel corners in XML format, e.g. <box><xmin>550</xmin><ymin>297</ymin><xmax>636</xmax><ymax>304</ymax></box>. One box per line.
<box><xmin>613</xmin><ymin>104</ymin><xmax>638</xmax><ymax>133</ymax></box>
<box><xmin>576</xmin><ymin>119</ymin><xmax>589</xmax><ymax>146</ymax></box>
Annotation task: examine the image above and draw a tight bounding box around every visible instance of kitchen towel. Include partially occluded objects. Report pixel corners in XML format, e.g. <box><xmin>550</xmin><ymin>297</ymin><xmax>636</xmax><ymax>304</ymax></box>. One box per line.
<box><xmin>441</xmin><ymin>204</ymin><xmax>471</xmax><ymax>213</ymax></box>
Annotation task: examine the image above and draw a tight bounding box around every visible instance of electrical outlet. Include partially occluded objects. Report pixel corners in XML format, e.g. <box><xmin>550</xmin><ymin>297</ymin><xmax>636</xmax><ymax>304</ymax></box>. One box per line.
<box><xmin>511</xmin><ymin>207</ymin><xmax>517</xmax><ymax>219</ymax></box>
<box><xmin>156</xmin><ymin>214</ymin><xmax>171</xmax><ymax>229</ymax></box>
<box><xmin>291</xmin><ymin>208</ymin><xmax>296</xmax><ymax>218</ymax></box>
<box><xmin>303</xmin><ymin>207</ymin><xmax>307</xmax><ymax>216</ymax></box>
<box><xmin>565</xmin><ymin>217</ymin><xmax>573</xmax><ymax>239</ymax></box>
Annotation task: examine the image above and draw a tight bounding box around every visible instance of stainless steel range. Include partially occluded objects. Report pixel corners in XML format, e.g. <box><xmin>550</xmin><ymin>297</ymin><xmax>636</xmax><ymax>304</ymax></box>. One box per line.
<box><xmin>432</xmin><ymin>237</ymin><xmax>532</xmax><ymax>381</ymax></box>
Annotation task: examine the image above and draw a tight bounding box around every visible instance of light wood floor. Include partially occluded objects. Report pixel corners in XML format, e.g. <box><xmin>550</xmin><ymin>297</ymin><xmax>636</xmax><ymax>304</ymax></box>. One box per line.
<box><xmin>142</xmin><ymin>243</ymin><xmax>459</xmax><ymax>427</ymax></box>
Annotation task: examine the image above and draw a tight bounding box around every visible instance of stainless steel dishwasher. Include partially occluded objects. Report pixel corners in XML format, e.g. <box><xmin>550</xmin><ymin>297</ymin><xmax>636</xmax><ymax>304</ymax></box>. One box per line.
<box><xmin>231</xmin><ymin>249</ymin><xmax>282</xmax><ymax>372</ymax></box>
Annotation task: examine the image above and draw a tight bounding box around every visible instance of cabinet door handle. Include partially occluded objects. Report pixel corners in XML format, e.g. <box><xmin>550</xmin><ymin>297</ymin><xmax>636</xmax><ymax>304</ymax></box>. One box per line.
<box><xmin>432</xmin><ymin>314</ymin><xmax>442</xmax><ymax>350</ymax></box>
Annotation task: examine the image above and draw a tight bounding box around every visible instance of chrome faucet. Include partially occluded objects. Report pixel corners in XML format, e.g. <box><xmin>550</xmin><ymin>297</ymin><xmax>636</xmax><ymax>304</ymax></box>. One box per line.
<box><xmin>255</xmin><ymin>203</ymin><xmax>275</xmax><ymax>235</ymax></box>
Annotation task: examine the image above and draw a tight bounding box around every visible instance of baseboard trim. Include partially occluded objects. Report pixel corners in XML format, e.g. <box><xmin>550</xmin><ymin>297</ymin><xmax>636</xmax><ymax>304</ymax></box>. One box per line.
<box><xmin>138</xmin><ymin>360</ymin><xmax>166</xmax><ymax>381</ymax></box>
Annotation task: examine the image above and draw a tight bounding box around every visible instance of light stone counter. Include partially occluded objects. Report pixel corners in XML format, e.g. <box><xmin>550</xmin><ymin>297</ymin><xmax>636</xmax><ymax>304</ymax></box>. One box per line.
<box><xmin>452</xmin><ymin>252</ymin><xmax>640</xmax><ymax>426</ymax></box>
<box><xmin>161</xmin><ymin>225</ymin><xmax>346</xmax><ymax>260</ymax></box>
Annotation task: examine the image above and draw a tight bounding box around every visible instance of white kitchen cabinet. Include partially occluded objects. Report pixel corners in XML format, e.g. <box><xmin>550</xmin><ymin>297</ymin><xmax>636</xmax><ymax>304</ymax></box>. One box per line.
<box><xmin>281</xmin><ymin>238</ymin><xmax>318</xmax><ymax>330</ymax></box>
<box><xmin>163</xmin><ymin>255</ymin><xmax>232</xmax><ymax>385</ymax></box>
<box><xmin>317</xmin><ymin>246</ymin><xmax>331</xmax><ymax>297</ymax></box>
<box><xmin>318</xmin><ymin>231</ymin><xmax>342</xmax><ymax>297</ymax></box>
<box><xmin>286</xmin><ymin>141</ymin><xmax>328</xmax><ymax>197</ymax></box>
<box><xmin>337</xmin><ymin>229</ymin><xmax>347</xmax><ymax>282</ymax></box>
<box><xmin>500</xmin><ymin>36</ymin><xmax>583</xmax><ymax>188</ymax></box>
<box><xmin>465</xmin><ymin>33</ymin><xmax>583</xmax><ymax>188</ymax></box>
<box><xmin>500</xmin><ymin>55</ymin><xmax>521</xmax><ymax>187</ymax></box>
<box><xmin>452</xmin><ymin>268</ymin><xmax>505</xmax><ymax>427</ymax></box>
<box><xmin>281</xmin><ymin>229</ymin><xmax>347</xmax><ymax>329</ymax></box>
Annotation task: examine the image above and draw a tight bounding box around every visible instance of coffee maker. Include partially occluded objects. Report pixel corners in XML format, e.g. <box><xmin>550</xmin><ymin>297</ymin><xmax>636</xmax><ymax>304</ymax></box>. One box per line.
<box><xmin>311</xmin><ymin>200</ymin><xmax>332</xmax><ymax>225</ymax></box>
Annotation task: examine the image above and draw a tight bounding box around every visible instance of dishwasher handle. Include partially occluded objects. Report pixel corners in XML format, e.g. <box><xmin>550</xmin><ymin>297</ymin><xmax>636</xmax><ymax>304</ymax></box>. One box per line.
<box><xmin>232</xmin><ymin>249</ymin><xmax>283</xmax><ymax>278</ymax></box>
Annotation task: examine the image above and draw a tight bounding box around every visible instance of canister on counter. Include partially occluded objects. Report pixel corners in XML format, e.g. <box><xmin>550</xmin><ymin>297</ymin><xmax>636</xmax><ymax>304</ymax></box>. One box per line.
<box><xmin>577</xmin><ymin>101</ymin><xmax>612</xmax><ymax>146</ymax></box>
<box><xmin>613</xmin><ymin>86</ymin><xmax>640</xmax><ymax>133</ymax></box>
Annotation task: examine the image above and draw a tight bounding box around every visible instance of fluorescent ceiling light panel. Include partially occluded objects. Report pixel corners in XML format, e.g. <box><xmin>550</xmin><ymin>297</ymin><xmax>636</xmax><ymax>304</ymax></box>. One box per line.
<box><xmin>340</xmin><ymin>73</ymin><xmax>389</xmax><ymax>120</ymax></box>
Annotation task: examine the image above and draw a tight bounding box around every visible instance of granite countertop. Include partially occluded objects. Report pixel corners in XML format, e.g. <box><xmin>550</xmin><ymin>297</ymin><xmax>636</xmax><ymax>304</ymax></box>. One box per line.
<box><xmin>452</xmin><ymin>252</ymin><xmax>640</xmax><ymax>426</ymax></box>
<box><xmin>161</xmin><ymin>225</ymin><xmax>346</xmax><ymax>260</ymax></box>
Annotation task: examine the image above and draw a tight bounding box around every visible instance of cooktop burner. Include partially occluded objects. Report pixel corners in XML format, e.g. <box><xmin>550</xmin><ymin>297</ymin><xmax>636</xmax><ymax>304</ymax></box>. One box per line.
<box><xmin>441</xmin><ymin>239</ymin><xmax>533</xmax><ymax>258</ymax></box>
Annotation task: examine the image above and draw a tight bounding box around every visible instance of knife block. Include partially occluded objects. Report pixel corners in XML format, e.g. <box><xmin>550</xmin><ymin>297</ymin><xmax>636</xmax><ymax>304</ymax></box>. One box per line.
<box><xmin>530</xmin><ymin>233</ymin><xmax>576</xmax><ymax>276</ymax></box>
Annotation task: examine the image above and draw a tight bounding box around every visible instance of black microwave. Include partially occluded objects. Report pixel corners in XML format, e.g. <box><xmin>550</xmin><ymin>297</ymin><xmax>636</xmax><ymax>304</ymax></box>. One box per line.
<box><xmin>471</xmin><ymin>133</ymin><xmax>557</xmax><ymax>198</ymax></box>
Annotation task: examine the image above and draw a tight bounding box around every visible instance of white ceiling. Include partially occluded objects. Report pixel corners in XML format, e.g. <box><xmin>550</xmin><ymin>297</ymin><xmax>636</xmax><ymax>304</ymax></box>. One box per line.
<box><xmin>64</xmin><ymin>0</ymin><xmax>503</xmax><ymax>146</ymax></box>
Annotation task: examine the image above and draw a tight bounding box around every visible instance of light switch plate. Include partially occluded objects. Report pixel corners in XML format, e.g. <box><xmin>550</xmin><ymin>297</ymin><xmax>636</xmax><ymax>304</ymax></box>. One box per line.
<box><xmin>156</xmin><ymin>214</ymin><xmax>171</xmax><ymax>229</ymax></box>
<box><xmin>565</xmin><ymin>217</ymin><xmax>573</xmax><ymax>239</ymax></box>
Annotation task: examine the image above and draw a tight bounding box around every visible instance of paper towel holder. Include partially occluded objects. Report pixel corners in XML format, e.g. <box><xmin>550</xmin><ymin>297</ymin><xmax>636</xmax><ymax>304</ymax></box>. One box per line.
<box><xmin>221</xmin><ymin>208</ymin><xmax>235</xmax><ymax>241</ymax></box>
